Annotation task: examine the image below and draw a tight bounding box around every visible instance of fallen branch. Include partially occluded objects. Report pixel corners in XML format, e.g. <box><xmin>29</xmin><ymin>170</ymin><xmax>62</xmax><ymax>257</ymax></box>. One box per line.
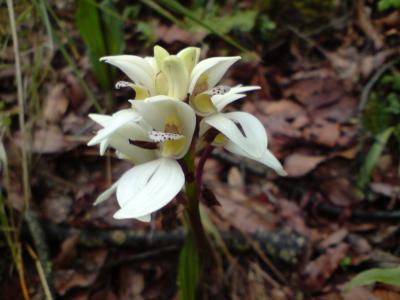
<box><xmin>40</xmin><ymin>222</ymin><xmax>307</xmax><ymax>266</ymax></box>
<box><xmin>313</xmin><ymin>200</ymin><xmax>400</xmax><ymax>222</ymax></box>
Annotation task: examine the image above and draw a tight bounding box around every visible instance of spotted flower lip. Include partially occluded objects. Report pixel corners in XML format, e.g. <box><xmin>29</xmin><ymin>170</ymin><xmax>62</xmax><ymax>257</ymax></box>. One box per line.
<box><xmin>88</xmin><ymin>97</ymin><xmax>196</xmax><ymax>221</ymax></box>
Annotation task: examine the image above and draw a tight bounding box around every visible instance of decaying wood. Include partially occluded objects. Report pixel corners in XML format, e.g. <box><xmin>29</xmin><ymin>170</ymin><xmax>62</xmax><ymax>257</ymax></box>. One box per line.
<box><xmin>40</xmin><ymin>222</ymin><xmax>307</xmax><ymax>266</ymax></box>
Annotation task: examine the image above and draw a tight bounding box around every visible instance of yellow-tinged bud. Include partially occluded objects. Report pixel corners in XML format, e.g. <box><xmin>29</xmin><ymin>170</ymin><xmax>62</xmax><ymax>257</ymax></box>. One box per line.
<box><xmin>154</xmin><ymin>45</ymin><xmax>170</xmax><ymax>70</ymax></box>
<box><xmin>178</xmin><ymin>47</ymin><xmax>200</xmax><ymax>73</ymax></box>
<box><xmin>155</xmin><ymin>72</ymin><xmax>169</xmax><ymax>95</ymax></box>
<box><xmin>162</xmin><ymin>56</ymin><xmax>189</xmax><ymax>100</ymax></box>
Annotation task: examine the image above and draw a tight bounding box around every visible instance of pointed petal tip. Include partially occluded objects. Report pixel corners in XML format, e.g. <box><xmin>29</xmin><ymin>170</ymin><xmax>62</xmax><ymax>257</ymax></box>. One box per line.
<box><xmin>87</xmin><ymin>140</ymin><xmax>96</xmax><ymax>147</ymax></box>
<box><xmin>113</xmin><ymin>210</ymin><xmax>126</xmax><ymax>219</ymax></box>
<box><xmin>277</xmin><ymin>168</ymin><xmax>288</xmax><ymax>176</ymax></box>
<box><xmin>113</xmin><ymin>210</ymin><xmax>151</xmax><ymax>222</ymax></box>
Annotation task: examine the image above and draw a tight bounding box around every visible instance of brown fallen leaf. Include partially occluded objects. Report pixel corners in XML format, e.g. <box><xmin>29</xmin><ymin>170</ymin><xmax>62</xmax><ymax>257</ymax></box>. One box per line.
<box><xmin>154</xmin><ymin>24</ymin><xmax>206</xmax><ymax>45</ymax></box>
<box><xmin>343</xmin><ymin>287</ymin><xmax>381</xmax><ymax>300</ymax></box>
<box><xmin>214</xmin><ymin>184</ymin><xmax>277</xmax><ymax>233</ymax></box>
<box><xmin>370</xmin><ymin>182</ymin><xmax>399</xmax><ymax>198</ymax></box>
<box><xmin>356</xmin><ymin>0</ymin><xmax>384</xmax><ymax>49</ymax></box>
<box><xmin>54</xmin><ymin>249</ymin><xmax>108</xmax><ymax>296</ymax></box>
<box><xmin>44</xmin><ymin>83</ymin><xmax>69</xmax><ymax>123</ymax></box>
<box><xmin>318</xmin><ymin>229</ymin><xmax>348</xmax><ymax>249</ymax></box>
<box><xmin>303</xmin><ymin>119</ymin><xmax>340</xmax><ymax>147</ymax></box>
<box><xmin>284</xmin><ymin>153</ymin><xmax>326</xmax><ymax>177</ymax></box>
<box><xmin>373</xmin><ymin>288</ymin><xmax>400</xmax><ymax>300</ymax></box>
<box><xmin>227</xmin><ymin>166</ymin><xmax>245</xmax><ymax>189</ymax></box>
<box><xmin>263</xmin><ymin>99</ymin><xmax>306</xmax><ymax>119</ymax></box>
<box><xmin>284</xmin><ymin>77</ymin><xmax>343</xmax><ymax>110</ymax></box>
<box><xmin>320</xmin><ymin>178</ymin><xmax>359</xmax><ymax>207</ymax></box>
<box><xmin>54</xmin><ymin>235</ymin><xmax>80</xmax><ymax>269</ymax></box>
<box><xmin>278</xmin><ymin>198</ymin><xmax>310</xmax><ymax>237</ymax></box>
<box><xmin>40</xmin><ymin>190</ymin><xmax>73</xmax><ymax>224</ymax></box>
<box><xmin>32</xmin><ymin>125</ymin><xmax>71</xmax><ymax>153</ymax></box>
<box><xmin>118</xmin><ymin>266</ymin><xmax>145</xmax><ymax>300</ymax></box>
<box><xmin>303</xmin><ymin>243</ymin><xmax>349</xmax><ymax>290</ymax></box>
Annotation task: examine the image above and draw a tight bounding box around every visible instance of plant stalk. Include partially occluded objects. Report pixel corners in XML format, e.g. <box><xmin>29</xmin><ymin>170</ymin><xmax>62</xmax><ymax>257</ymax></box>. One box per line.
<box><xmin>183</xmin><ymin>152</ymin><xmax>212</xmax><ymax>259</ymax></box>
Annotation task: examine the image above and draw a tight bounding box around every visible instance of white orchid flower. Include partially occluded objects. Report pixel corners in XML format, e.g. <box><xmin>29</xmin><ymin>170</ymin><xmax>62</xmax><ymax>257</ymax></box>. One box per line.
<box><xmin>100</xmin><ymin>45</ymin><xmax>240</xmax><ymax>101</ymax></box>
<box><xmin>195</xmin><ymin>85</ymin><xmax>286</xmax><ymax>176</ymax></box>
<box><xmin>88</xmin><ymin>97</ymin><xmax>196</xmax><ymax>221</ymax></box>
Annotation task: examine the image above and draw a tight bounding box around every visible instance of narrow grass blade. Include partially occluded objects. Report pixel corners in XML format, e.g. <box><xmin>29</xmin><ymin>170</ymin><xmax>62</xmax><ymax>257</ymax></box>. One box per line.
<box><xmin>150</xmin><ymin>0</ymin><xmax>248</xmax><ymax>52</ymax></box>
<box><xmin>344</xmin><ymin>267</ymin><xmax>400</xmax><ymax>292</ymax></box>
<box><xmin>357</xmin><ymin>127</ymin><xmax>393</xmax><ymax>191</ymax></box>
<box><xmin>177</xmin><ymin>233</ymin><xmax>200</xmax><ymax>300</ymax></box>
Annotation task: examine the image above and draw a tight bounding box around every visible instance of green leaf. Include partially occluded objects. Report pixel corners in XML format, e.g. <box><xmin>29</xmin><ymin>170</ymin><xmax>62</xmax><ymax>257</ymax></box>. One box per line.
<box><xmin>362</xmin><ymin>93</ymin><xmax>392</xmax><ymax>134</ymax></box>
<box><xmin>101</xmin><ymin>0</ymin><xmax>124</xmax><ymax>55</ymax></box>
<box><xmin>357</xmin><ymin>127</ymin><xmax>394</xmax><ymax>190</ymax></box>
<box><xmin>345</xmin><ymin>267</ymin><xmax>400</xmax><ymax>291</ymax></box>
<box><xmin>177</xmin><ymin>234</ymin><xmax>200</xmax><ymax>300</ymax></box>
<box><xmin>155</xmin><ymin>0</ymin><xmax>248</xmax><ymax>52</ymax></box>
<box><xmin>387</xmin><ymin>93</ymin><xmax>400</xmax><ymax>114</ymax></box>
<box><xmin>187</xmin><ymin>8</ymin><xmax>258</xmax><ymax>35</ymax></box>
<box><xmin>377</xmin><ymin>0</ymin><xmax>400</xmax><ymax>11</ymax></box>
<box><xmin>75</xmin><ymin>0</ymin><xmax>124</xmax><ymax>90</ymax></box>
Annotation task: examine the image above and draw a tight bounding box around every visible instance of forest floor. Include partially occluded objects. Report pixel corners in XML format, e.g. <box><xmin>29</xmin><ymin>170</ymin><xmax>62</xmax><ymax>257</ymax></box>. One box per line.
<box><xmin>0</xmin><ymin>1</ymin><xmax>400</xmax><ymax>299</ymax></box>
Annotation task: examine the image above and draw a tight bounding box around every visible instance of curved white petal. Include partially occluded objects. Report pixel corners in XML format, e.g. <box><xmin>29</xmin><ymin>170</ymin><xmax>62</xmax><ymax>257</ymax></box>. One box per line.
<box><xmin>212</xmin><ymin>85</ymin><xmax>260</xmax><ymax>111</ymax></box>
<box><xmin>136</xmin><ymin>214</ymin><xmax>151</xmax><ymax>222</ymax></box>
<box><xmin>89</xmin><ymin>114</ymin><xmax>111</xmax><ymax>127</ymax></box>
<box><xmin>144</xmin><ymin>56</ymin><xmax>158</xmax><ymax>72</ymax></box>
<box><xmin>189</xmin><ymin>56</ymin><xmax>240</xmax><ymax>94</ymax></box>
<box><xmin>87</xmin><ymin>109</ymin><xmax>141</xmax><ymax>146</ymax></box>
<box><xmin>225</xmin><ymin>142</ymin><xmax>286</xmax><ymax>176</ymax></box>
<box><xmin>94</xmin><ymin>180</ymin><xmax>119</xmax><ymax>205</ymax></box>
<box><xmin>100</xmin><ymin>55</ymin><xmax>155</xmax><ymax>94</ymax></box>
<box><xmin>133</xmin><ymin>97</ymin><xmax>196</xmax><ymax>158</ymax></box>
<box><xmin>114</xmin><ymin>158</ymin><xmax>184</xmax><ymax>220</ymax></box>
<box><xmin>202</xmin><ymin>112</ymin><xmax>267</xmax><ymax>159</ymax></box>
<box><xmin>99</xmin><ymin>139</ymin><xmax>110</xmax><ymax>156</ymax></box>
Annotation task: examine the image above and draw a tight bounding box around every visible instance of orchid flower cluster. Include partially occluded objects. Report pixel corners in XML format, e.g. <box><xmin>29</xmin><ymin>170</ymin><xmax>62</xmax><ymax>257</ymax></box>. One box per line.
<box><xmin>88</xmin><ymin>46</ymin><xmax>286</xmax><ymax>222</ymax></box>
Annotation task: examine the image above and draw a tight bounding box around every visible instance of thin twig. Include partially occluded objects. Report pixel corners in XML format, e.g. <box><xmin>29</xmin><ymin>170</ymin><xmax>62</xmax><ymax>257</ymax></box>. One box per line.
<box><xmin>7</xmin><ymin>1</ymin><xmax>55</xmax><ymax>298</ymax></box>
<box><xmin>6</xmin><ymin>0</ymin><xmax>30</xmax><ymax>207</ymax></box>
<box><xmin>358</xmin><ymin>58</ymin><xmax>400</xmax><ymax>116</ymax></box>
<box><xmin>6</xmin><ymin>2</ymin><xmax>31</xmax><ymax>299</ymax></box>
<box><xmin>26</xmin><ymin>245</ymin><xmax>53</xmax><ymax>300</ymax></box>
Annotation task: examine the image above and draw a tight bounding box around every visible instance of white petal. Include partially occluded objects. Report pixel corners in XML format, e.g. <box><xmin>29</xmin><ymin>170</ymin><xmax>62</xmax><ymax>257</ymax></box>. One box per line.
<box><xmin>189</xmin><ymin>56</ymin><xmax>240</xmax><ymax>93</ymax></box>
<box><xmin>203</xmin><ymin>112</ymin><xmax>267</xmax><ymax>159</ymax></box>
<box><xmin>211</xmin><ymin>93</ymin><xmax>246</xmax><ymax>112</ymax></box>
<box><xmin>136</xmin><ymin>214</ymin><xmax>151</xmax><ymax>222</ymax></box>
<box><xmin>99</xmin><ymin>138</ymin><xmax>110</xmax><ymax>156</ymax></box>
<box><xmin>225</xmin><ymin>142</ymin><xmax>286</xmax><ymax>176</ymax></box>
<box><xmin>133</xmin><ymin>97</ymin><xmax>196</xmax><ymax>158</ymax></box>
<box><xmin>100</xmin><ymin>55</ymin><xmax>155</xmax><ymax>94</ymax></box>
<box><xmin>89</xmin><ymin>114</ymin><xmax>111</xmax><ymax>127</ymax></box>
<box><xmin>94</xmin><ymin>181</ymin><xmax>118</xmax><ymax>205</ymax></box>
<box><xmin>212</xmin><ymin>85</ymin><xmax>260</xmax><ymax>111</ymax></box>
<box><xmin>144</xmin><ymin>56</ymin><xmax>158</xmax><ymax>72</ymax></box>
<box><xmin>114</xmin><ymin>158</ymin><xmax>184</xmax><ymax>219</ymax></box>
<box><xmin>87</xmin><ymin>109</ymin><xmax>141</xmax><ymax>146</ymax></box>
